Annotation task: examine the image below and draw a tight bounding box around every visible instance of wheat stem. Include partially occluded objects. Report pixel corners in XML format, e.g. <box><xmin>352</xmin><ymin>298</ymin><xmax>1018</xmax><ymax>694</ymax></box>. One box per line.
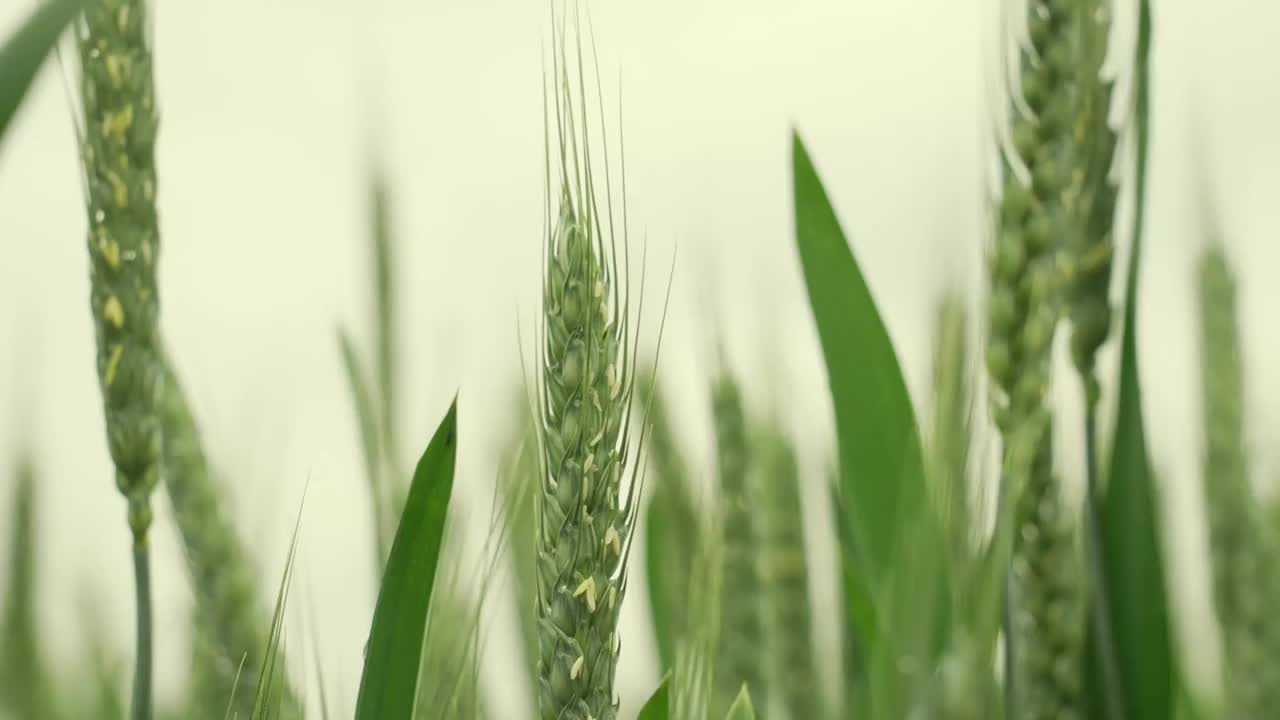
<box><xmin>131</xmin><ymin>542</ymin><xmax>153</xmax><ymax>720</ymax></box>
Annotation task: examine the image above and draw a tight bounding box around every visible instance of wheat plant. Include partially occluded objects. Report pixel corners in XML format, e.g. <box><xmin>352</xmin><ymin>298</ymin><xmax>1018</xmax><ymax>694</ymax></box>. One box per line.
<box><xmin>75</xmin><ymin>1</ymin><xmax>165</xmax><ymax>716</ymax></box>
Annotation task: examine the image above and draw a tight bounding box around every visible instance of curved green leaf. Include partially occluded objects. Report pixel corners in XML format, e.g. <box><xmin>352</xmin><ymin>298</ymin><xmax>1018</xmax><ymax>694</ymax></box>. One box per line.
<box><xmin>637</xmin><ymin>673</ymin><xmax>671</xmax><ymax>720</ymax></box>
<box><xmin>790</xmin><ymin>132</ymin><xmax>940</xmax><ymax>690</ymax></box>
<box><xmin>0</xmin><ymin>0</ymin><xmax>87</xmax><ymax>147</ymax></box>
<box><xmin>1098</xmin><ymin>3</ymin><xmax>1173</xmax><ymax>717</ymax></box>
<box><xmin>355</xmin><ymin>397</ymin><xmax>459</xmax><ymax>720</ymax></box>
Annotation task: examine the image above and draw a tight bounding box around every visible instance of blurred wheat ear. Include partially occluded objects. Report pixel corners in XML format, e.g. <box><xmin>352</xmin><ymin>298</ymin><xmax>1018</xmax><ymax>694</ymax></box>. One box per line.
<box><xmin>0</xmin><ymin>455</ymin><xmax>56</xmax><ymax>719</ymax></box>
<box><xmin>637</xmin><ymin>368</ymin><xmax>700</xmax><ymax>676</ymax></box>
<box><xmin>986</xmin><ymin>1</ymin><xmax>1094</xmax><ymax>715</ymax></box>
<box><xmin>1197</xmin><ymin>244</ymin><xmax>1280</xmax><ymax>717</ymax></box>
<box><xmin>709</xmin><ymin>374</ymin><xmax>766</xmax><ymax>717</ymax></box>
<box><xmin>159</xmin><ymin>362</ymin><xmax>299</xmax><ymax>718</ymax></box>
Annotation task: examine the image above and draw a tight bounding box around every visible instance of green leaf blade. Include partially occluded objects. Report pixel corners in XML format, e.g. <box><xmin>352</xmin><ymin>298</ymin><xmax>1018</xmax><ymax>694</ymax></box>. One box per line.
<box><xmin>790</xmin><ymin>132</ymin><xmax>940</xmax><ymax>694</ymax></box>
<box><xmin>637</xmin><ymin>673</ymin><xmax>671</xmax><ymax>720</ymax></box>
<box><xmin>790</xmin><ymin>131</ymin><xmax>928</xmax><ymax>585</ymax></box>
<box><xmin>0</xmin><ymin>0</ymin><xmax>87</xmax><ymax>148</ymax></box>
<box><xmin>354</xmin><ymin>397</ymin><xmax>459</xmax><ymax>720</ymax></box>
<box><xmin>1098</xmin><ymin>3</ymin><xmax>1173</xmax><ymax>717</ymax></box>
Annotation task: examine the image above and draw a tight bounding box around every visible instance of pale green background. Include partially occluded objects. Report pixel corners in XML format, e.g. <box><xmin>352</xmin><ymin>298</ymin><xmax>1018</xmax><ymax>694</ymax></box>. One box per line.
<box><xmin>1</xmin><ymin>1</ymin><xmax>1278</xmax><ymax>717</ymax></box>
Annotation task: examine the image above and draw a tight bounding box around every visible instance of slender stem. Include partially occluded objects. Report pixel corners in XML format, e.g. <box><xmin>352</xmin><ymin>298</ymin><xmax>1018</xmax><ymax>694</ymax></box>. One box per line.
<box><xmin>132</xmin><ymin>539</ymin><xmax>153</xmax><ymax>720</ymax></box>
<box><xmin>997</xmin><ymin>464</ymin><xmax>1018</xmax><ymax>720</ymax></box>
<box><xmin>1083</xmin><ymin>408</ymin><xmax>1125</xmax><ymax>720</ymax></box>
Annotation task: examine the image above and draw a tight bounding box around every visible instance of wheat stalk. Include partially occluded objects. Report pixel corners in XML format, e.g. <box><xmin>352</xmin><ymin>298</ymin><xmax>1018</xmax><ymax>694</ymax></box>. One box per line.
<box><xmin>533</xmin><ymin>16</ymin><xmax>642</xmax><ymax>719</ymax></box>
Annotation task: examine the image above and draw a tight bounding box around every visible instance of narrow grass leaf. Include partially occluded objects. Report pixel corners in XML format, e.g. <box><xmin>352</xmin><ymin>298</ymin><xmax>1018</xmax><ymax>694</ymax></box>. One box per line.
<box><xmin>637</xmin><ymin>674</ymin><xmax>671</xmax><ymax>720</ymax></box>
<box><xmin>1098</xmin><ymin>4</ymin><xmax>1173</xmax><ymax>717</ymax></box>
<box><xmin>338</xmin><ymin>330</ymin><xmax>392</xmax><ymax>568</ymax></box>
<box><xmin>251</xmin><ymin>497</ymin><xmax>305</xmax><ymax>719</ymax></box>
<box><xmin>0</xmin><ymin>0</ymin><xmax>86</xmax><ymax>147</ymax></box>
<box><xmin>790</xmin><ymin>131</ymin><xmax>936</xmax><ymax>665</ymax></box>
<box><xmin>354</xmin><ymin>397</ymin><xmax>458</xmax><ymax>720</ymax></box>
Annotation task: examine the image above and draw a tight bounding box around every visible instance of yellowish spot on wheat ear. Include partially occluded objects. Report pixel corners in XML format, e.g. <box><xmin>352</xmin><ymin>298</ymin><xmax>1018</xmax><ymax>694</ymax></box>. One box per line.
<box><xmin>103</xmin><ymin>296</ymin><xmax>125</xmax><ymax>328</ymax></box>
<box><xmin>104</xmin><ymin>106</ymin><xmax>134</xmax><ymax>140</ymax></box>
<box><xmin>570</xmin><ymin>654</ymin><xmax>585</xmax><ymax>681</ymax></box>
<box><xmin>105</xmin><ymin>345</ymin><xmax>124</xmax><ymax>386</ymax></box>
<box><xmin>106</xmin><ymin>170</ymin><xmax>128</xmax><ymax>208</ymax></box>
<box><xmin>101</xmin><ymin>237</ymin><xmax>121</xmax><ymax>269</ymax></box>
<box><xmin>105</xmin><ymin>55</ymin><xmax>128</xmax><ymax>87</ymax></box>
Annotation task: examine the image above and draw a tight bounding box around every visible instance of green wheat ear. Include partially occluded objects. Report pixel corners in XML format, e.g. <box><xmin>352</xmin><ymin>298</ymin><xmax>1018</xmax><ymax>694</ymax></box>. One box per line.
<box><xmin>637</xmin><ymin>368</ymin><xmax>700</xmax><ymax>673</ymax></box>
<box><xmin>77</xmin><ymin>0</ymin><xmax>165</xmax><ymax>543</ymax></box>
<box><xmin>755</xmin><ymin>423</ymin><xmax>820</xmax><ymax>720</ymax></box>
<box><xmin>158</xmin><ymin>363</ymin><xmax>299</xmax><ymax>718</ymax></box>
<box><xmin>533</xmin><ymin>13</ymin><xmax>645</xmax><ymax>720</ymax></box>
<box><xmin>1196</xmin><ymin>245</ymin><xmax>1280</xmax><ymax>716</ymax></box>
<box><xmin>986</xmin><ymin>2</ymin><xmax>1088</xmax><ymax>716</ymax></box>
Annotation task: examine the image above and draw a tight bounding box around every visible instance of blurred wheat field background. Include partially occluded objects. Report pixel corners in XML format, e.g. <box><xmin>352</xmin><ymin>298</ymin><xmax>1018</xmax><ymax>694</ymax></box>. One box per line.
<box><xmin>2</xmin><ymin>1</ymin><xmax>1280</xmax><ymax>718</ymax></box>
